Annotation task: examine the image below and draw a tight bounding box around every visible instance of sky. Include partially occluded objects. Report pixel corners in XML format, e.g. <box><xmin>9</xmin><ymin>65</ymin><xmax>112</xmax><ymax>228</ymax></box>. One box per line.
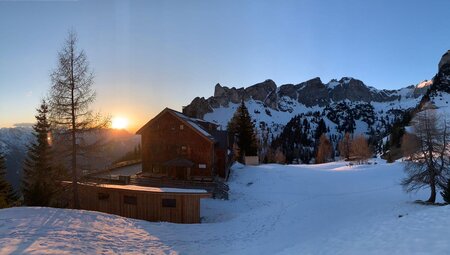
<box><xmin>1</xmin><ymin>0</ymin><xmax>450</xmax><ymax>132</ymax></box>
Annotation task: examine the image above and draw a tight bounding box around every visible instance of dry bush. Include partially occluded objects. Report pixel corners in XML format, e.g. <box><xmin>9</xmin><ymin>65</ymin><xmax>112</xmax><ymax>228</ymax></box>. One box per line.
<box><xmin>274</xmin><ymin>148</ymin><xmax>286</xmax><ymax>164</ymax></box>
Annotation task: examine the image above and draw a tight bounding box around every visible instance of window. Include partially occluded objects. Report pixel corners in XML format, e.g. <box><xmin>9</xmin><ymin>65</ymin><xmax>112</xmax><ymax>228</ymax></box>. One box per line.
<box><xmin>180</xmin><ymin>124</ymin><xmax>184</xmax><ymax>130</ymax></box>
<box><xmin>124</xmin><ymin>195</ymin><xmax>137</xmax><ymax>205</ymax></box>
<box><xmin>162</xmin><ymin>198</ymin><xmax>176</xmax><ymax>208</ymax></box>
<box><xmin>152</xmin><ymin>165</ymin><xmax>160</xmax><ymax>173</ymax></box>
<box><xmin>199</xmin><ymin>164</ymin><xmax>207</xmax><ymax>169</ymax></box>
<box><xmin>180</xmin><ymin>145</ymin><xmax>188</xmax><ymax>155</ymax></box>
<box><xmin>98</xmin><ymin>192</ymin><xmax>109</xmax><ymax>200</ymax></box>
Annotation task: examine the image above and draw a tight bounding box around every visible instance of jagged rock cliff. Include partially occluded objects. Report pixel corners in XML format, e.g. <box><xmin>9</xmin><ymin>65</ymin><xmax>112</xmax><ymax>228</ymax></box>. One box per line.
<box><xmin>183</xmin><ymin>77</ymin><xmax>429</xmax><ymax>120</ymax></box>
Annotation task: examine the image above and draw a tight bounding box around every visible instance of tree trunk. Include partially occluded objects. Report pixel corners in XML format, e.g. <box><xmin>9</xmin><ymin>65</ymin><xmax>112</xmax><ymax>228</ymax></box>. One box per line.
<box><xmin>70</xmin><ymin>43</ymin><xmax>79</xmax><ymax>209</ymax></box>
<box><xmin>427</xmin><ymin>176</ymin><xmax>436</xmax><ymax>203</ymax></box>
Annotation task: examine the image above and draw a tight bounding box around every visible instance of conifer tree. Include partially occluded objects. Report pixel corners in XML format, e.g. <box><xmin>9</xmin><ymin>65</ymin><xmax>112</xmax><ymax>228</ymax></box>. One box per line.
<box><xmin>227</xmin><ymin>101</ymin><xmax>258</xmax><ymax>162</ymax></box>
<box><xmin>22</xmin><ymin>100</ymin><xmax>59</xmax><ymax>206</ymax></box>
<box><xmin>314</xmin><ymin>119</ymin><xmax>327</xmax><ymax>140</ymax></box>
<box><xmin>0</xmin><ymin>152</ymin><xmax>17</xmax><ymax>208</ymax></box>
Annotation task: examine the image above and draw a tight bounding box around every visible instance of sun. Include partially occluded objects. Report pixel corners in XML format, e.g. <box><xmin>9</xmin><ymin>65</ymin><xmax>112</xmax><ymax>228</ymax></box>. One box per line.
<box><xmin>111</xmin><ymin>117</ymin><xmax>129</xmax><ymax>130</ymax></box>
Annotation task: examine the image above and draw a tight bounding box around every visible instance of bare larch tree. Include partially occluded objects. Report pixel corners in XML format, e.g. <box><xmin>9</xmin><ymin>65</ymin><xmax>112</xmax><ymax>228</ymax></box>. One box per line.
<box><xmin>350</xmin><ymin>135</ymin><xmax>372</xmax><ymax>164</ymax></box>
<box><xmin>401</xmin><ymin>108</ymin><xmax>450</xmax><ymax>203</ymax></box>
<box><xmin>339</xmin><ymin>132</ymin><xmax>352</xmax><ymax>161</ymax></box>
<box><xmin>48</xmin><ymin>31</ymin><xmax>108</xmax><ymax>208</ymax></box>
<box><xmin>316</xmin><ymin>134</ymin><xmax>332</xmax><ymax>164</ymax></box>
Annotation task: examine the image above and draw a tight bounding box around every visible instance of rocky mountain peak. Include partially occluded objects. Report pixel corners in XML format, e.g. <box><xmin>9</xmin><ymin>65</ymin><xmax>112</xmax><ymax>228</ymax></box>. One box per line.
<box><xmin>428</xmin><ymin>50</ymin><xmax>450</xmax><ymax>94</ymax></box>
<box><xmin>183</xmin><ymin>76</ymin><xmax>429</xmax><ymax>119</ymax></box>
<box><xmin>439</xmin><ymin>50</ymin><xmax>450</xmax><ymax>70</ymax></box>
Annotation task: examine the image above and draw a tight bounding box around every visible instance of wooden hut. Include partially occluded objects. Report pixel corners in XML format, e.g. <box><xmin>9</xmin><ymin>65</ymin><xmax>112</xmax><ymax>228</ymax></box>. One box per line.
<box><xmin>76</xmin><ymin>182</ymin><xmax>211</xmax><ymax>224</ymax></box>
<box><xmin>136</xmin><ymin>108</ymin><xmax>230</xmax><ymax>181</ymax></box>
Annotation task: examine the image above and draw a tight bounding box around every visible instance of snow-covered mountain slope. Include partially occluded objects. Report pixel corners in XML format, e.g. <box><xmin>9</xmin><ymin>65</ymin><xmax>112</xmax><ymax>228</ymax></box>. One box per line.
<box><xmin>183</xmin><ymin>77</ymin><xmax>430</xmax><ymax>142</ymax></box>
<box><xmin>0</xmin><ymin>160</ymin><xmax>447</xmax><ymax>254</ymax></box>
<box><xmin>0</xmin><ymin>127</ymin><xmax>140</xmax><ymax>191</ymax></box>
<box><xmin>0</xmin><ymin>126</ymin><xmax>34</xmax><ymax>190</ymax></box>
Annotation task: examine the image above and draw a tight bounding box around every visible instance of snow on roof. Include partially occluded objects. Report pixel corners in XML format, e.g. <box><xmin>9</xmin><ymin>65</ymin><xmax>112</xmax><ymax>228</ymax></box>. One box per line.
<box><xmin>172</xmin><ymin>110</ymin><xmax>216</xmax><ymax>141</ymax></box>
<box><xmin>96</xmin><ymin>183</ymin><xmax>208</xmax><ymax>194</ymax></box>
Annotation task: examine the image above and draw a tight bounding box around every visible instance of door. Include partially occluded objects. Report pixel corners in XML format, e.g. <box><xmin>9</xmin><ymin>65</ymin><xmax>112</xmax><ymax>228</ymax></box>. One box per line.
<box><xmin>176</xmin><ymin>167</ymin><xmax>187</xmax><ymax>180</ymax></box>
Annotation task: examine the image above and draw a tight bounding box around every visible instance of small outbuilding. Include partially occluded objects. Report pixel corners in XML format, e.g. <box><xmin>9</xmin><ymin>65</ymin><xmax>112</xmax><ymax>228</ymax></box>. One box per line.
<box><xmin>76</xmin><ymin>182</ymin><xmax>211</xmax><ymax>223</ymax></box>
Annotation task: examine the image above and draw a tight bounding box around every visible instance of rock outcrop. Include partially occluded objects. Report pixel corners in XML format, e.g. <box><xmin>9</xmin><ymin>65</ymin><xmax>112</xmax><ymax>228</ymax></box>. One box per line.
<box><xmin>182</xmin><ymin>76</ymin><xmax>425</xmax><ymax>119</ymax></box>
<box><xmin>429</xmin><ymin>50</ymin><xmax>450</xmax><ymax>94</ymax></box>
<box><xmin>439</xmin><ymin>50</ymin><xmax>450</xmax><ymax>70</ymax></box>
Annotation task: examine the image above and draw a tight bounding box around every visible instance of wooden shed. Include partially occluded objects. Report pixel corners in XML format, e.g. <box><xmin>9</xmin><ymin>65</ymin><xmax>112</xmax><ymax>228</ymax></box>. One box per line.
<box><xmin>76</xmin><ymin>182</ymin><xmax>211</xmax><ymax>224</ymax></box>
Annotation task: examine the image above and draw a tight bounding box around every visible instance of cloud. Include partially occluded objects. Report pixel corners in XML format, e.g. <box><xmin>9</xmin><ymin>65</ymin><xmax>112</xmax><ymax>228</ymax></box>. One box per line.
<box><xmin>13</xmin><ymin>123</ymin><xmax>34</xmax><ymax>127</ymax></box>
<box><xmin>25</xmin><ymin>91</ymin><xmax>33</xmax><ymax>97</ymax></box>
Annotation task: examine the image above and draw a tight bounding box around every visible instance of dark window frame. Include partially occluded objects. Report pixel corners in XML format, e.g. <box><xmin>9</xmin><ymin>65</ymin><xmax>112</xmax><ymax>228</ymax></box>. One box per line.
<box><xmin>98</xmin><ymin>192</ymin><xmax>109</xmax><ymax>200</ymax></box>
<box><xmin>124</xmin><ymin>195</ymin><xmax>137</xmax><ymax>205</ymax></box>
<box><xmin>162</xmin><ymin>198</ymin><xmax>177</xmax><ymax>208</ymax></box>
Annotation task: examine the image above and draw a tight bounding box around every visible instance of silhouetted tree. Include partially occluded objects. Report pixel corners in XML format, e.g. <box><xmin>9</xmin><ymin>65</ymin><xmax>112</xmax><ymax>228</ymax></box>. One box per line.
<box><xmin>0</xmin><ymin>152</ymin><xmax>17</xmax><ymax>208</ymax></box>
<box><xmin>48</xmin><ymin>30</ymin><xmax>109</xmax><ymax>208</ymax></box>
<box><xmin>401</xmin><ymin>109</ymin><xmax>450</xmax><ymax>203</ymax></box>
<box><xmin>22</xmin><ymin>100</ymin><xmax>61</xmax><ymax>206</ymax></box>
<box><xmin>227</xmin><ymin>101</ymin><xmax>258</xmax><ymax>162</ymax></box>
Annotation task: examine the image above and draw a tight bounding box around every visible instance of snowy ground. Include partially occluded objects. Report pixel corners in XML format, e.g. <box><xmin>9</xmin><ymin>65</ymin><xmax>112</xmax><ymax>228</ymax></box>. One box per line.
<box><xmin>1</xmin><ymin>160</ymin><xmax>449</xmax><ymax>255</ymax></box>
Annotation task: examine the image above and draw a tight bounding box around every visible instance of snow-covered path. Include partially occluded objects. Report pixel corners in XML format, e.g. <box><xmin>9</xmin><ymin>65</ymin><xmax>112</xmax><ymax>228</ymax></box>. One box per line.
<box><xmin>1</xmin><ymin>160</ymin><xmax>449</xmax><ymax>254</ymax></box>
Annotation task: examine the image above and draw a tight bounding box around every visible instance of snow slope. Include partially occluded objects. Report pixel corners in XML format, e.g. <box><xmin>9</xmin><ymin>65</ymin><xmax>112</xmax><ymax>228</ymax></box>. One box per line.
<box><xmin>1</xmin><ymin>160</ymin><xmax>448</xmax><ymax>254</ymax></box>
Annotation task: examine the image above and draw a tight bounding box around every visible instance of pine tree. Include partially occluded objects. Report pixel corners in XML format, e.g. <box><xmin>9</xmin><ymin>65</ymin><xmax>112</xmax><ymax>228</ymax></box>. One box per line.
<box><xmin>0</xmin><ymin>152</ymin><xmax>17</xmax><ymax>208</ymax></box>
<box><xmin>315</xmin><ymin>119</ymin><xmax>327</xmax><ymax>140</ymax></box>
<box><xmin>441</xmin><ymin>178</ymin><xmax>450</xmax><ymax>204</ymax></box>
<box><xmin>227</xmin><ymin>101</ymin><xmax>258</xmax><ymax>162</ymax></box>
<box><xmin>22</xmin><ymin>100</ymin><xmax>59</xmax><ymax>206</ymax></box>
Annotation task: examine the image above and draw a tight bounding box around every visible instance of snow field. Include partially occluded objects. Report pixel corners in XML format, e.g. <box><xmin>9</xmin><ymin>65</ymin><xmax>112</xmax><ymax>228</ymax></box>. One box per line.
<box><xmin>0</xmin><ymin>160</ymin><xmax>448</xmax><ymax>254</ymax></box>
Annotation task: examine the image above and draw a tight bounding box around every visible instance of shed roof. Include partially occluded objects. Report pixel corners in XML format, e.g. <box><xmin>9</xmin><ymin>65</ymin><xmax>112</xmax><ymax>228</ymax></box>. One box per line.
<box><xmin>68</xmin><ymin>181</ymin><xmax>209</xmax><ymax>194</ymax></box>
<box><xmin>98</xmin><ymin>184</ymin><xmax>208</xmax><ymax>194</ymax></box>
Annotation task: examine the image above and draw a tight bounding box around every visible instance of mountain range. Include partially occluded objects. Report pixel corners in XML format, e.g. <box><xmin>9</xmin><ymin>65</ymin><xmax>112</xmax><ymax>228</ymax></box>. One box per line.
<box><xmin>183</xmin><ymin>74</ymin><xmax>431</xmax><ymax>145</ymax></box>
<box><xmin>182</xmin><ymin>50</ymin><xmax>450</xmax><ymax>162</ymax></box>
<box><xmin>0</xmin><ymin>127</ymin><xmax>139</xmax><ymax>191</ymax></box>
